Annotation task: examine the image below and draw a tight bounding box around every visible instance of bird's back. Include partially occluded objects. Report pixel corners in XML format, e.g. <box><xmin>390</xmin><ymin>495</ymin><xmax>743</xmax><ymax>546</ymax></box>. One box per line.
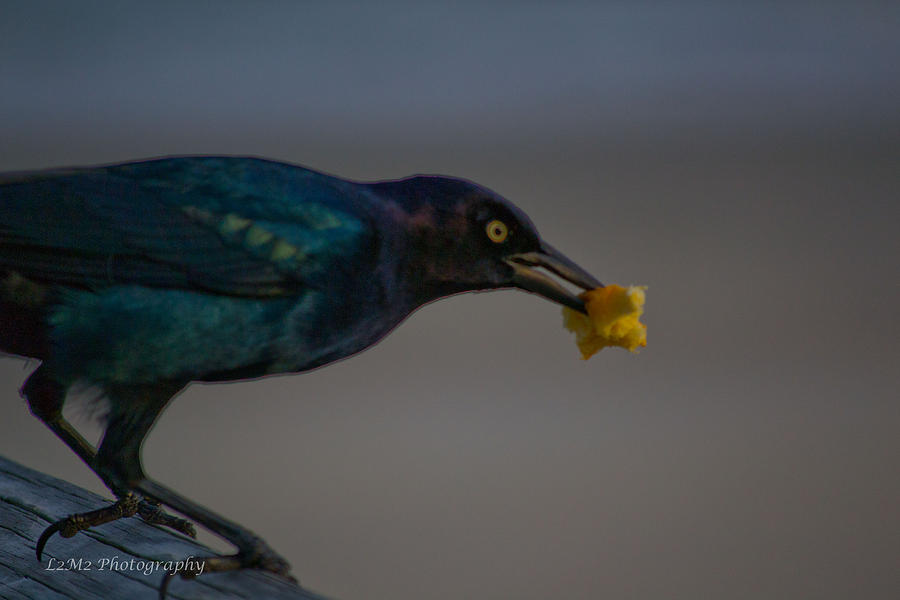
<box><xmin>0</xmin><ymin>157</ymin><xmax>393</xmax><ymax>385</ymax></box>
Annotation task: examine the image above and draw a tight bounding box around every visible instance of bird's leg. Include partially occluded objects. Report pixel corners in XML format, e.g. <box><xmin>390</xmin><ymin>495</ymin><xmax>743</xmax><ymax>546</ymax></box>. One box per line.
<box><xmin>92</xmin><ymin>383</ymin><xmax>294</xmax><ymax>595</ymax></box>
<box><xmin>20</xmin><ymin>367</ymin><xmax>196</xmax><ymax>561</ymax></box>
<box><xmin>21</xmin><ymin>367</ymin><xmax>101</xmax><ymax>470</ymax></box>
<box><xmin>146</xmin><ymin>476</ymin><xmax>297</xmax><ymax>600</ymax></box>
<box><xmin>138</xmin><ymin>478</ymin><xmax>294</xmax><ymax>577</ymax></box>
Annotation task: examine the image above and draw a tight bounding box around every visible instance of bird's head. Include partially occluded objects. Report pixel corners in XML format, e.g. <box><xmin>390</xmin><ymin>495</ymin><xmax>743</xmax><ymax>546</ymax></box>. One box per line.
<box><xmin>372</xmin><ymin>176</ymin><xmax>601</xmax><ymax>313</ymax></box>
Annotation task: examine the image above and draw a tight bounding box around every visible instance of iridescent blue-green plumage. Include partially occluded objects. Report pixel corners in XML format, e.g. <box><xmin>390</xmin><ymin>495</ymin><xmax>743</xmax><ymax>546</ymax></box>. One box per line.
<box><xmin>0</xmin><ymin>156</ymin><xmax>553</xmax><ymax>389</ymax></box>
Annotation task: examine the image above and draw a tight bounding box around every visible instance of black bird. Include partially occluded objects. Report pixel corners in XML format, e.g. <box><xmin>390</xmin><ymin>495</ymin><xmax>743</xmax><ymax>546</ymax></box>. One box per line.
<box><xmin>0</xmin><ymin>156</ymin><xmax>601</xmax><ymax>589</ymax></box>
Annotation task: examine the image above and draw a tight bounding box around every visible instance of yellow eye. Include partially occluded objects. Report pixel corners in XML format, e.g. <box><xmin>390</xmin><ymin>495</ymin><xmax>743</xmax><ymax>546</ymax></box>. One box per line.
<box><xmin>486</xmin><ymin>219</ymin><xmax>509</xmax><ymax>243</ymax></box>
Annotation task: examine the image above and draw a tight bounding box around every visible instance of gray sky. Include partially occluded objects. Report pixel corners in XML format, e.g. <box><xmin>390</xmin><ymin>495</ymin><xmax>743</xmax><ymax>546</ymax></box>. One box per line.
<box><xmin>1</xmin><ymin>3</ymin><xmax>898</xmax><ymax>600</ymax></box>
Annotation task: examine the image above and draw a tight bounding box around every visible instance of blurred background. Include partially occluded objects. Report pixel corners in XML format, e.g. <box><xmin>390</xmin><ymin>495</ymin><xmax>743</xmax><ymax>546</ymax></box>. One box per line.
<box><xmin>1</xmin><ymin>2</ymin><xmax>897</xmax><ymax>599</ymax></box>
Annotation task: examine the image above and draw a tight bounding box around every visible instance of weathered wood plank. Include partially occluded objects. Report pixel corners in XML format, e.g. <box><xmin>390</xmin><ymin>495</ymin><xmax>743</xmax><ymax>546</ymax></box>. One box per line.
<box><xmin>0</xmin><ymin>455</ymin><xmax>331</xmax><ymax>600</ymax></box>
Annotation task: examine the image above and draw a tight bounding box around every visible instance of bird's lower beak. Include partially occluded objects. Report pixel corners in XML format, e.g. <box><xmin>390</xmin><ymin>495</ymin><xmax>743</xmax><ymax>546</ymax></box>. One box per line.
<box><xmin>505</xmin><ymin>243</ymin><xmax>602</xmax><ymax>314</ymax></box>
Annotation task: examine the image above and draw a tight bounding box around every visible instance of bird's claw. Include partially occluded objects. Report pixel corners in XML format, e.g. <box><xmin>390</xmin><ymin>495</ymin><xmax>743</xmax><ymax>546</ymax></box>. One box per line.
<box><xmin>36</xmin><ymin>493</ymin><xmax>196</xmax><ymax>561</ymax></box>
<box><xmin>158</xmin><ymin>543</ymin><xmax>296</xmax><ymax>600</ymax></box>
<box><xmin>37</xmin><ymin>493</ymin><xmax>140</xmax><ymax>560</ymax></box>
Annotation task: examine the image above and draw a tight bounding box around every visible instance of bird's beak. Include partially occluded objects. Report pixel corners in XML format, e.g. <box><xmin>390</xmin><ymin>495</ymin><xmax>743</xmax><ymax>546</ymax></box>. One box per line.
<box><xmin>505</xmin><ymin>243</ymin><xmax>602</xmax><ymax>314</ymax></box>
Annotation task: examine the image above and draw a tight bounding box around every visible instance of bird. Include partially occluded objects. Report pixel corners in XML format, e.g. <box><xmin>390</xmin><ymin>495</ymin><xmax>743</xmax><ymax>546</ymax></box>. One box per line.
<box><xmin>0</xmin><ymin>156</ymin><xmax>601</xmax><ymax>592</ymax></box>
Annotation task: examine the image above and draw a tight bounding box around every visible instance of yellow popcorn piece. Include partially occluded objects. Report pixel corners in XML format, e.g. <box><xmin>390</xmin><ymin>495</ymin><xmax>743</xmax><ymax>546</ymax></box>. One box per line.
<box><xmin>562</xmin><ymin>284</ymin><xmax>647</xmax><ymax>358</ymax></box>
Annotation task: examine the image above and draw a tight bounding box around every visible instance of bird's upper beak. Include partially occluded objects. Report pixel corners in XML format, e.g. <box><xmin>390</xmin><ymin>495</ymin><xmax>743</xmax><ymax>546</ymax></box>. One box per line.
<box><xmin>505</xmin><ymin>243</ymin><xmax>602</xmax><ymax>314</ymax></box>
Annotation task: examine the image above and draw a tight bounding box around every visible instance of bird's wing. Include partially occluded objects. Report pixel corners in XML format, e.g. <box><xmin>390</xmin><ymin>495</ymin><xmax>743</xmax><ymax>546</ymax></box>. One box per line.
<box><xmin>0</xmin><ymin>158</ymin><xmax>373</xmax><ymax>297</ymax></box>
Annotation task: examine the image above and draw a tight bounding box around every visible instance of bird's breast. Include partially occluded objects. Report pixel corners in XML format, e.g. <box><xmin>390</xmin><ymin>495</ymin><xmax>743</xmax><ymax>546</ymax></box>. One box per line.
<box><xmin>46</xmin><ymin>281</ymin><xmax>400</xmax><ymax>386</ymax></box>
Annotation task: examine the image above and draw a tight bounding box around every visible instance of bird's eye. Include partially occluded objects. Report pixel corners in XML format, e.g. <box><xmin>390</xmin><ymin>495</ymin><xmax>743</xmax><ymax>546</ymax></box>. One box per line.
<box><xmin>485</xmin><ymin>219</ymin><xmax>509</xmax><ymax>243</ymax></box>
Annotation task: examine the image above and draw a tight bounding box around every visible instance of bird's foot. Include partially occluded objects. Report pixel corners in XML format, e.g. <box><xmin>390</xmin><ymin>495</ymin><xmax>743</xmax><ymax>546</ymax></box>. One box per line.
<box><xmin>159</xmin><ymin>539</ymin><xmax>296</xmax><ymax>599</ymax></box>
<box><xmin>36</xmin><ymin>492</ymin><xmax>140</xmax><ymax>560</ymax></box>
<box><xmin>36</xmin><ymin>493</ymin><xmax>196</xmax><ymax>560</ymax></box>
